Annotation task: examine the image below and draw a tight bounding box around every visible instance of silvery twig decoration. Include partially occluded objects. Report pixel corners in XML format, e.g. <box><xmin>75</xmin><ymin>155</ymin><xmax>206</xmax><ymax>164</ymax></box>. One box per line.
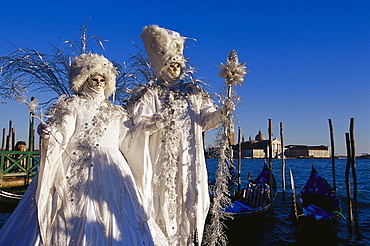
<box><xmin>218</xmin><ymin>49</ymin><xmax>248</xmax><ymax>98</ymax></box>
<box><xmin>0</xmin><ymin>21</ymin><xmax>126</xmax><ymax>106</ymax></box>
<box><xmin>204</xmin><ymin>50</ymin><xmax>247</xmax><ymax>246</ymax></box>
<box><xmin>17</xmin><ymin>96</ymin><xmax>39</xmax><ymax>116</ymax></box>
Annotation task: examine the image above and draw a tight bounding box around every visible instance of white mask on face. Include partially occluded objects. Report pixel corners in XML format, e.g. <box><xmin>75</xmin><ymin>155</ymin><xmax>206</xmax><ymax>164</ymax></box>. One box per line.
<box><xmin>87</xmin><ymin>74</ymin><xmax>106</xmax><ymax>93</ymax></box>
<box><xmin>168</xmin><ymin>62</ymin><xmax>181</xmax><ymax>79</ymax></box>
<box><xmin>161</xmin><ymin>62</ymin><xmax>182</xmax><ymax>86</ymax></box>
<box><xmin>82</xmin><ymin>74</ymin><xmax>107</xmax><ymax>101</ymax></box>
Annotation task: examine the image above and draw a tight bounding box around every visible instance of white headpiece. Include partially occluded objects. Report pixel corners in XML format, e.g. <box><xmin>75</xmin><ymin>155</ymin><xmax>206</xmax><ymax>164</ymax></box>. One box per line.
<box><xmin>140</xmin><ymin>25</ymin><xmax>186</xmax><ymax>81</ymax></box>
<box><xmin>69</xmin><ymin>53</ymin><xmax>117</xmax><ymax>98</ymax></box>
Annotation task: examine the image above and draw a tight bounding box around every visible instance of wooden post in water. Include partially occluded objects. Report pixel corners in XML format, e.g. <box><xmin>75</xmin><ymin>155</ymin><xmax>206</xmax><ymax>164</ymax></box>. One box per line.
<box><xmin>345</xmin><ymin>118</ymin><xmax>360</xmax><ymax>235</ymax></box>
<box><xmin>328</xmin><ymin>119</ymin><xmax>336</xmax><ymax>191</ymax></box>
<box><xmin>280</xmin><ymin>122</ymin><xmax>286</xmax><ymax>200</ymax></box>
<box><xmin>237</xmin><ymin>127</ymin><xmax>242</xmax><ymax>193</ymax></box>
<box><xmin>6</xmin><ymin>120</ymin><xmax>12</xmax><ymax>151</ymax></box>
<box><xmin>11</xmin><ymin>128</ymin><xmax>15</xmax><ymax>151</ymax></box>
<box><xmin>1</xmin><ymin>128</ymin><xmax>5</xmax><ymax>150</ymax></box>
<box><xmin>268</xmin><ymin>119</ymin><xmax>274</xmax><ymax>207</ymax></box>
<box><xmin>349</xmin><ymin>118</ymin><xmax>359</xmax><ymax>235</ymax></box>
<box><xmin>345</xmin><ymin>132</ymin><xmax>353</xmax><ymax>234</ymax></box>
<box><xmin>6</xmin><ymin>135</ymin><xmax>10</xmax><ymax>151</ymax></box>
<box><xmin>28</xmin><ymin>97</ymin><xmax>35</xmax><ymax>151</ymax></box>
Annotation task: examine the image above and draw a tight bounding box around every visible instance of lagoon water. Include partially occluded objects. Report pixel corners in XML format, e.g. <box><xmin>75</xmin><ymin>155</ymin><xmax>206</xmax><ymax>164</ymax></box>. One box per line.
<box><xmin>206</xmin><ymin>158</ymin><xmax>370</xmax><ymax>245</ymax></box>
<box><xmin>1</xmin><ymin>158</ymin><xmax>369</xmax><ymax>245</ymax></box>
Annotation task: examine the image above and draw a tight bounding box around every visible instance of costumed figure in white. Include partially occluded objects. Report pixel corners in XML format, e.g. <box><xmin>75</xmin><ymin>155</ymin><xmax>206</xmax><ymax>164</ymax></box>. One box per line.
<box><xmin>0</xmin><ymin>53</ymin><xmax>166</xmax><ymax>246</ymax></box>
<box><xmin>124</xmin><ymin>25</ymin><xmax>234</xmax><ymax>246</ymax></box>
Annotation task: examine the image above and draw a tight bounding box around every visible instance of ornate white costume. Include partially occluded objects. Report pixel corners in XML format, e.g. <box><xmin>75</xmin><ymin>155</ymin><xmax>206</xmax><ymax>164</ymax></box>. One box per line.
<box><xmin>38</xmin><ymin>95</ymin><xmax>159</xmax><ymax>245</ymax></box>
<box><xmin>124</xmin><ymin>25</ymin><xmax>227</xmax><ymax>245</ymax></box>
<box><xmin>126</xmin><ymin>83</ymin><xmax>223</xmax><ymax>245</ymax></box>
<box><xmin>0</xmin><ymin>54</ymin><xmax>166</xmax><ymax>246</ymax></box>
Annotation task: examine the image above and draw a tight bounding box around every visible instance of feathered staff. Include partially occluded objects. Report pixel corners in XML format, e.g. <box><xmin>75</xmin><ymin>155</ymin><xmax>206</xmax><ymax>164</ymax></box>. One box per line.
<box><xmin>204</xmin><ymin>49</ymin><xmax>247</xmax><ymax>246</ymax></box>
<box><xmin>218</xmin><ymin>49</ymin><xmax>247</xmax><ymax>99</ymax></box>
<box><xmin>18</xmin><ymin>96</ymin><xmax>77</xmax><ymax>163</ymax></box>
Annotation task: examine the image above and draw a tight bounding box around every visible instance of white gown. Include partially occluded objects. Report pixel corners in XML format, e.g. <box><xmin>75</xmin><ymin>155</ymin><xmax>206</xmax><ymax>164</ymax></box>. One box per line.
<box><xmin>124</xmin><ymin>83</ymin><xmax>223</xmax><ymax>245</ymax></box>
<box><xmin>0</xmin><ymin>95</ymin><xmax>166</xmax><ymax>246</ymax></box>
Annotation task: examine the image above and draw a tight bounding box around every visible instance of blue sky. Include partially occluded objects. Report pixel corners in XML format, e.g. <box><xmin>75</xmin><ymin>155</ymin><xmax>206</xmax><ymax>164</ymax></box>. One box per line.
<box><xmin>0</xmin><ymin>0</ymin><xmax>369</xmax><ymax>156</ymax></box>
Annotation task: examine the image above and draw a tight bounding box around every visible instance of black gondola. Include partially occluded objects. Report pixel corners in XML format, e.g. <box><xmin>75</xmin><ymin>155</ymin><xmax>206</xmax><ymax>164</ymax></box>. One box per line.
<box><xmin>222</xmin><ymin>161</ymin><xmax>277</xmax><ymax>219</ymax></box>
<box><xmin>290</xmin><ymin>165</ymin><xmax>342</xmax><ymax>236</ymax></box>
<box><xmin>0</xmin><ymin>186</ymin><xmax>25</xmax><ymax>213</ymax></box>
<box><xmin>218</xmin><ymin>161</ymin><xmax>277</xmax><ymax>245</ymax></box>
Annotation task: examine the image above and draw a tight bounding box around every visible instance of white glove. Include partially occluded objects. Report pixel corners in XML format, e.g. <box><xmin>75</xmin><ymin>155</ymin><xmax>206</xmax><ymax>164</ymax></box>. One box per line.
<box><xmin>221</xmin><ymin>99</ymin><xmax>235</xmax><ymax>115</ymax></box>
<box><xmin>37</xmin><ymin>122</ymin><xmax>51</xmax><ymax>139</ymax></box>
<box><xmin>150</xmin><ymin>113</ymin><xmax>165</xmax><ymax>122</ymax></box>
<box><xmin>148</xmin><ymin>113</ymin><xmax>169</xmax><ymax>130</ymax></box>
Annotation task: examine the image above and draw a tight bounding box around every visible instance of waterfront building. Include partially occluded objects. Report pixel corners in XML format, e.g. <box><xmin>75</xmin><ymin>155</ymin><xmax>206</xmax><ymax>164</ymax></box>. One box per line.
<box><xmin>285</xmin><ymin>145</ymin><xmax>330</xmax><ymax>158</ymax></box>
<box><xmin>232</xmin><ymin>130</ymin><xmax>282</xmax><ymax>159</ymax></box>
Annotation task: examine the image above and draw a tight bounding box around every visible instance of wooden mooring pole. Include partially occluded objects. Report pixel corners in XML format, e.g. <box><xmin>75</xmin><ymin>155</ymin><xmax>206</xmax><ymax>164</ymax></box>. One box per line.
<box><xmin>268</xmin><ymin>119</ymin><xmax>274</xmax><ymax>207</ymax></box>
<box><xmin>328</xmin><ymin>119</ymin><xmax>337</xmax><ymax>192</ymax></box>
<box><xmin>11</xmin><ymin>128</ymin><xmax>15</xmax><ymax>151</ymax></box>
<box><xmin>1</xmin><ymin>128</ymin><xmax>5</xmax><ymax>150</ymax></box>
<box><xmin>28</xmin><ymin>97</ymin><xmax>35</xmax><ymax>151</ymax></box>
<box><xmin>345</xmin><ymin>132</ymin><xmax>353</xmax><ymax>234</ymax></box>
<box><xmin>6</xmin><ymin>120</ymin><xmax>12</xmax><ymax>151</ymax></box>
<box><xmin>280</xmin><ymin>122</ymin><xmax>286</xmax><ymax>200</ymax></box>
<box><xmin>349</xmin><ymin>118</ymin><xmax>359</xmax><ymax>235</ymax></box>
<box><xmin>345</xmin><ymin>118</ymin><xmax>360</xmax><ymax>236</ymax></box>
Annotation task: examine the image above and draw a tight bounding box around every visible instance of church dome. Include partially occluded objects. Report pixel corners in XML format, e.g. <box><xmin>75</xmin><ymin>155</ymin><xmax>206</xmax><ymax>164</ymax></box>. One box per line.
<box><xmin>255</xmin><ymin>130</ymin><xmax>265</xmax><ymax>141</ymax></box>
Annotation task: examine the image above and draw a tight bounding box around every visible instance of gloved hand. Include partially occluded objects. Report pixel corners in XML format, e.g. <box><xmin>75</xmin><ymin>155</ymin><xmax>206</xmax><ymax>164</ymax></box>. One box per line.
<box><xmin>150</xmin><ymin>113</ymin><xmax>165</xmax><ymax>122</ymax></box>
<box><xmin>221</xmin><ymin>99</ymin><xmax>235</xmax><ymax>115</ymax></box>
<box><xmin>148</xmin><ymin>113</ymin><xmax>169</xmax><ymax>130</ymax></box>
<box><xmin>37</xmin><ymin>122</ymin><xmax>51</xmax><ymax>139</ymax></box>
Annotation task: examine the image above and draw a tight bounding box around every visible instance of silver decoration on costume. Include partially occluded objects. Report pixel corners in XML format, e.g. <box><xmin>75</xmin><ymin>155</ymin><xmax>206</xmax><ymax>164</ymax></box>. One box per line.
<box><xmin>204</xmin><ymin>50</ymin><xmax>248</xmax><ymax>246</ymax></box>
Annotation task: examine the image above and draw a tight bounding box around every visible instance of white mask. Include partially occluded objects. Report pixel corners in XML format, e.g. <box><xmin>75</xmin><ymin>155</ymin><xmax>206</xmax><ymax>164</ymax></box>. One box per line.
<box><xmin>161</xmin><ymin>62</ymin><xmax>182</xmax><ymax>86</ymax></box>
<box><xmin>87</xmin><ymin>74</ymin><xmax>106</xmax><ymax>93</ymax></box>
<box><xmin>167</xmin><ymin>62</ymin><xmax>181</xmax><ymax>79</ymax></box>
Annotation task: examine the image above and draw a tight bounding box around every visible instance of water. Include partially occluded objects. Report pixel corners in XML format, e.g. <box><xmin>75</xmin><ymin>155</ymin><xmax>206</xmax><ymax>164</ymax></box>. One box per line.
<box><xmin>207</xmin><ymin>158</ymin><xmax>370</xmax><ymax>245</ymax></box>
<box><xmin>1</xmin><ymin>159</ymin><xmax>369</xmax><ymax>245</ymax></box>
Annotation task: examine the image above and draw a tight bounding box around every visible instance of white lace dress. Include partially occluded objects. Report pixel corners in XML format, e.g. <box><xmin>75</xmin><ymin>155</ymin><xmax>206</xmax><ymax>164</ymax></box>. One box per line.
<box><xmin>124</xmin><ymin>83</ymin><xmax>223</xmax><ymax>246</ymax></box>
<box><xmin>0</xmin><ymin>95</ymin><xmax>166</xmax><ymax>246</ymax></box>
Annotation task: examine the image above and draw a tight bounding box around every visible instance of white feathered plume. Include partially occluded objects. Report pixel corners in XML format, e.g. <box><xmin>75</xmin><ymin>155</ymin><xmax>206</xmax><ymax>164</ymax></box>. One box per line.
<box><xmin>218</xmin><ymin>49</ymin><xmax>248</xmax><ymax>87</ymax></box>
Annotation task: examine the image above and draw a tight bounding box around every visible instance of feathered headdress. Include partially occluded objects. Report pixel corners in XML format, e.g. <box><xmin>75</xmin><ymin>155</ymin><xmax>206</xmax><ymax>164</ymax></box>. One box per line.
<box><xmin>69</xmin><ymin>53</ymin><xmax>117</xmax><ymax>98</ymax></box>
<box><xmin>140</xmin><ymin>25</ymin><xmax>186</xmax><ymax>81</ymax></box>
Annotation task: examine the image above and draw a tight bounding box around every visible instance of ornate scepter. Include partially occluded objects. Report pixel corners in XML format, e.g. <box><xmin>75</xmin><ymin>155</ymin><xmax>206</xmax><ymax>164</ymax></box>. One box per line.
<box><xmin>219</xmin><ymin>49</ymin><xmax>247</xmax><ymax>100</ymax></box>
<box><xmin>18</xmin><ymin>96</ymin><xmax>77</xmax><ymax>164</ymax></box>
<box><xmin>204</xmin><ymin>50</ymin><xmax>248</xmax><ymax>246</ymax></box>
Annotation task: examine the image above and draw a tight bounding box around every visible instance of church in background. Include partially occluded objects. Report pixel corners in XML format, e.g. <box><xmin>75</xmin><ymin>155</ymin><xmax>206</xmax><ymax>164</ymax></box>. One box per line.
<box><xmin>232</xmin><ymin>130</ymin><xmax>282</xmax><ymax>159</ymax></box>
